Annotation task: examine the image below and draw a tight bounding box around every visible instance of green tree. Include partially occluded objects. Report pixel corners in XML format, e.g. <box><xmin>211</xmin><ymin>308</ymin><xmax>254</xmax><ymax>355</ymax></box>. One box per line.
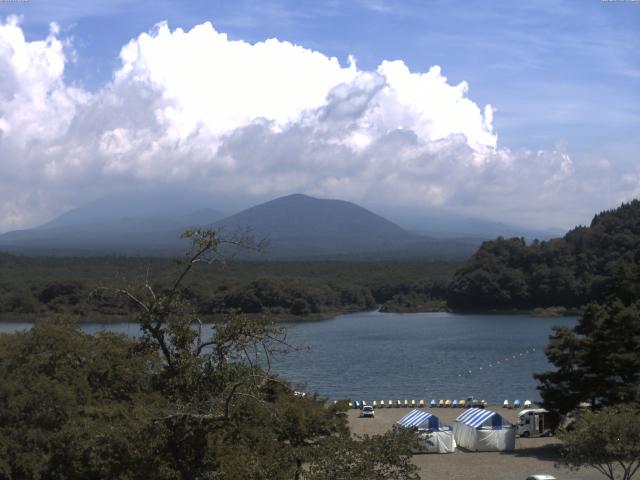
<box><xmin>305</xmin><ymin>430</ymin><xmax>419</xmax><ymax>480</ymax></box>
<box><xmin>558</xmin><ymin>404</ymin><xmax>640</xmax><ymax>480</ymax></box>
<box><xmin>0</xmin><ymin>317</ymin><xmax>164</xmax><ymax>479</ymax></box>
<box><xmin>535</xmin><ymin>300</ymin><xmax>640</xmax><ymax>414</ymax></box>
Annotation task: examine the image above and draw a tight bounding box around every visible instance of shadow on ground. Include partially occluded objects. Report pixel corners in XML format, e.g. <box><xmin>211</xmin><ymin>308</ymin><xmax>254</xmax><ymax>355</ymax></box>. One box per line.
<box><xmin>502</xmin><ymin>442</ymin><xmax>563</xmax><ymax>462</ymax></box>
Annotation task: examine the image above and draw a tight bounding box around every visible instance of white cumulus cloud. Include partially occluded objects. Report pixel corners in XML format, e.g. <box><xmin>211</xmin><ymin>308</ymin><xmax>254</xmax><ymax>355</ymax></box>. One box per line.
<box><xmin>0</xmin><ymin>18</ymin><xmax>627</xmax><ymax>232</ymax></box>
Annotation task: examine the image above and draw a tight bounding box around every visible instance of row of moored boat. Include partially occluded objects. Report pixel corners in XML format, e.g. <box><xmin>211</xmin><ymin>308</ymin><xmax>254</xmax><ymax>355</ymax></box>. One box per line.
<box><xmin>503</xmin><ymin>399</ymin><xmax>532</xmax><ymax>409</ymax></box>
<box><xmin>349</xmin><ymin>399</ymin><xmax>481</xmax><ymax>409</ymax></box>
<box><xmin>348</xmin><ymin>399</ymin><xmax>535</xmax><ymax>409</ymax></box>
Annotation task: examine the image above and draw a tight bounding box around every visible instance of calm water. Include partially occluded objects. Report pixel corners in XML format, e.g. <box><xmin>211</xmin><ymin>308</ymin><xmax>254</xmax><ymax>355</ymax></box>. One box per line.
<box><xmin>274</xmin><ymin>311</ymin><xmax>576</xmax><ymax>403</ymax></box>
<box><xmin>0</xmin><ymin>311</ymin><xmax>575</xmax><ymax>403</ymax></box>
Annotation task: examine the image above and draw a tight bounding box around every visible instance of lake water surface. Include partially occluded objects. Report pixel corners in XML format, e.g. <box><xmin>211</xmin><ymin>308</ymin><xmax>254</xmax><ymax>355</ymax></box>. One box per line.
<box><xmin>0</xmin><ymin>311</ymin><xmax>575</xmax><ymax>404</ymax></box>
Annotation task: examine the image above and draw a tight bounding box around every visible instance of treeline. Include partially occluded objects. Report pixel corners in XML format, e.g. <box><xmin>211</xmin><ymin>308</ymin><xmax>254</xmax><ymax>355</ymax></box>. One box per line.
<box><xmin>0</xmin><ymin>254</ymin><xmax>457</xmax><ymax>320</ymax></box>
<box><xmin>195</xmin><ymin>277</ymin><xmax>376</xmax><ymax>317</ymax></box>
<box><xmin>448</xmin><ymin>200</ymin><xmax>640</xmax><ymax>310</ymax></box>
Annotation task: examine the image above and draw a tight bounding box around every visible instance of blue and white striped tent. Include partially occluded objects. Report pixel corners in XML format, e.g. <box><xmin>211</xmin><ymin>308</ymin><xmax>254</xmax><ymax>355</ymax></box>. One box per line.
<box><xmin>455</xmin><ymin>408</ymin><xmax>509</xmax><ymax>429</ymax></box>
<box><xmin>453</xmin><ymin>408</ymin><xmax>515</xmax><ymax>451</ymax></box>
<box><xmin>397</xmin><ymin>410</ymin><xmax>456</xmax><ymax>453</ymax></box>
<box><xmin>396</xmin><ymin>409</ymin><xmax>440</xmax><ymax>430</ymax></box>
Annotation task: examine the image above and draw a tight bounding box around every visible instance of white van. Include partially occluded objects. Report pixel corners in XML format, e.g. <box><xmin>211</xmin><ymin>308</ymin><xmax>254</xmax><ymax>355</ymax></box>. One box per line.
<box><xmin>517</xmin><ymin>409</ymin><xmax>556</xmax><ymax>437</ymax></box>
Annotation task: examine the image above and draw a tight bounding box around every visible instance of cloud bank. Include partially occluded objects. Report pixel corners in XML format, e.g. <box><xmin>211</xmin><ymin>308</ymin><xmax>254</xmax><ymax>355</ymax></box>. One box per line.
<box><xmin>0</xmin><ymin>17</ymin><xmax>633</xmax><ymax>231</ymax></box>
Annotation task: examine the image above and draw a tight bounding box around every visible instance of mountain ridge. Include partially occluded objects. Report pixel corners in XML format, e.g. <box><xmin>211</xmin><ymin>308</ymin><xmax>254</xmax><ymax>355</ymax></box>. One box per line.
<box><xmin>0</xmin><ymin>191</ymin><xmax>539</xmax><ymax>259</ymax></box>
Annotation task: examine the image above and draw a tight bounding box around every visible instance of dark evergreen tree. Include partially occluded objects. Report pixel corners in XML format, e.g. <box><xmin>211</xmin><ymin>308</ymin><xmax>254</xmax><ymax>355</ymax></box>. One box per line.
<box><xmin>535</xmin><ymin>300</ymin><xmax>640</xmax><ymax>414</ymax></box>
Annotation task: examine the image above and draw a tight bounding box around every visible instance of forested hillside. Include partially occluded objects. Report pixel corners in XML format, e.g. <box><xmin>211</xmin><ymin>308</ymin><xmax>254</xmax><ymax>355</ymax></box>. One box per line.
<box><xmin>0</xmin><ymin>255</ymin><xmax>455</xmax><ymax>320</ymax></box>
<box><xmin>448</xmin><ymin>200</ymin><xmax>640</xmax><ymax>310</ymax></box>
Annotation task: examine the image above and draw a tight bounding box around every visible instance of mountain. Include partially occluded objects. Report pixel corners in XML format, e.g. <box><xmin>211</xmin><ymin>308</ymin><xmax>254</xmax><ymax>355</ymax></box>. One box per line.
<box><xmin>0</xmin><ymin>192</ymin><xmax>480</xmax><ymax>259</ymax></box>
<box><xmin>0</xmin><ymin>190</ymin><xmax>226</xmax><ymax>255</ymax></box>
<box><xmin>210</xmin><ymin>194</ymin><xmax>482</xmax><ymax>259</ymax></box>
<box><xmin>212</xmin><ymin>194</ymin><xmax>419</xmax><ymax>257</ymax></box>
<box><xmin>370</xmin><ymin>204</ymin><xmax>565</xmax><ymax>240</ymax></box>
<box><xmin>37</xmin><ymin>189</ymin><xmax>224</xmax><ymax>230</ymax></box>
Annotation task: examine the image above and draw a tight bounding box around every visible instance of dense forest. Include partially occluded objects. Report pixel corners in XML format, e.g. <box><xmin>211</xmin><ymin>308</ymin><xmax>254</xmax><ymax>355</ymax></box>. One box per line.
<box><xmin>0</xmin><ymin>254</ymin><xmax>455</xmax><ymax>320</ymax></box>
<box><xmin>448</xmin><ymin>200</ymin><xmax>640</xmax><ymax>310</ymax></box>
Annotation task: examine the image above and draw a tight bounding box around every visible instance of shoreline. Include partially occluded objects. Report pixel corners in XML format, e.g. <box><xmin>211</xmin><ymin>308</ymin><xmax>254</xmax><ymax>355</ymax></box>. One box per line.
<box><xmin>0</xmin><ymin>304</ymin><xmax>580</xmax><ymax>324</ymax></box>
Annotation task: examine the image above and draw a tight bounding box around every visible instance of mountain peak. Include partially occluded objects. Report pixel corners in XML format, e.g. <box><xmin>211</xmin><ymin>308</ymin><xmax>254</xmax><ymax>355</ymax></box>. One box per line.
<box><xmin>0</xmin><ymin>192</ymin><xmax>480</xmax><ymax>259</ymax></box>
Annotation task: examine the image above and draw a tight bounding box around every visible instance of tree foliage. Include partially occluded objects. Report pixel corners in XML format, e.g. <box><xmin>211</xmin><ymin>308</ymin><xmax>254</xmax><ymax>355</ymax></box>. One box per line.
<box><xmin>0</xmin><ymin>252</ymin><xmax>456</xmax><ymax>319</ymax></box>
<box><xmin>448</xmin><ymin>200</ymin><xmax>640</xmax><ymax>310</ymax></box>
<box><xmin>0</xmin><ymin>317</ymin><xmax>164</xmax><ymax>479</ymax></box>
<box><xmin>534</xmin><ymin>300</ymin><xmax>640</xmax><ymax>414</ymax></box>
<box><xmin>558</xmin><ymin>404</ymin><xmax>640</xmax><ymax>480</ymax></box>
<box><xmin>305</xmin><ymin>430</ymin><xmax>419</xmax><ymax>480</ymax></box>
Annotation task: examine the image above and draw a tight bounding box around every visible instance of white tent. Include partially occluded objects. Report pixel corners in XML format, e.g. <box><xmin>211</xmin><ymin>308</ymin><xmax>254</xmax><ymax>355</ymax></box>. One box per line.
<box><xmin>452</xmin><ymin>408</ymin><xmax>516</xmax><ymax>452</ymax></box>
<box><xmin>395</xmin><ymin>409</ymin><xmax>456</xmax><ymax>453</ymax></box>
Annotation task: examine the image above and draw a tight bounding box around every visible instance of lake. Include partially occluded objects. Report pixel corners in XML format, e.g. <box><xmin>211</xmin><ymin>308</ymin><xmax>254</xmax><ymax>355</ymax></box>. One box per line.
<box><xmin>0</xmin><ymin>311</ymin><xmax>575</xmax><ymax>404</ymax></box>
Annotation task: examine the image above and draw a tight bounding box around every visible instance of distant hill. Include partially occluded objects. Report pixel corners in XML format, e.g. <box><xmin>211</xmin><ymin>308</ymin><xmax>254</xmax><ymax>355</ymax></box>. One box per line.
<box><xmin>371</xmin><ymin>204</ymin><xmax>564</xmax><ymax>240</ymax></box>
<box><xmin>211</xmin><ymin>194</ymin><xmax>481</xmax><ymax>259</ymax></box>
<box><xmin>214</xmin><ymin>194</ymin><xmax>415</xmax><ymax>256</ymax></box>
<box><xmin>0</xmin><ymin>192</ymin><xmax>480</xmax><ymax>259</ymax></box>
<box><xmin>448</xmin><ymin>200</ymin><xmax>640</xmax><ymax>310</ymax></box>
<box><xmin>0</xmin><ymin>190</ymin><xmax>225</xmax><ymax>255</ymax></box>
<box><xmin>38</xmin><ymin>190</ymin><xmax>224</xmax><ymax>230</ymax></box>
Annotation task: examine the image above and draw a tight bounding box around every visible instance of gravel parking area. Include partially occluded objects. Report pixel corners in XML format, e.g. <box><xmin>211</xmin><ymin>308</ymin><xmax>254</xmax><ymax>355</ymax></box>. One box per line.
<box><xmin>347</xmin><ymin>406</ymin><xmax>602</xmax><ymax>480</ymax></box>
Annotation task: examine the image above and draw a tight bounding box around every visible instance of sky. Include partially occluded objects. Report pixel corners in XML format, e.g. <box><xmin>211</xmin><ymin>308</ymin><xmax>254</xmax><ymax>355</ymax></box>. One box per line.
<box><xmin>0</xmin><ymin>0</ymin><xmax>639</xmax><ymax>232</ymax></box>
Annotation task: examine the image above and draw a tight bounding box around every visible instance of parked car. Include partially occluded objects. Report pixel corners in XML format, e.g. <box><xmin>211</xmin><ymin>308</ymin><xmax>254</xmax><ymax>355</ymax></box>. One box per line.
<box><xmin>360</xmin><ymin>405</ymin><xmax>375</xmax><ymax>418</ymax></box>
<box><xmin>526</xmin><ymin>475</ymin><xmax>556</xmax><ymax>480</ymax></box>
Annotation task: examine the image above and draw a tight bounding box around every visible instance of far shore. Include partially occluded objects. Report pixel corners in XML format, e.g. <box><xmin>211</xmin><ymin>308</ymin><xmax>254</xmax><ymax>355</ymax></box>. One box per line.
<box><xmin>0</xmin><ymin>305</ymin><xmax>580</xmax><ymax>324</ymax></box>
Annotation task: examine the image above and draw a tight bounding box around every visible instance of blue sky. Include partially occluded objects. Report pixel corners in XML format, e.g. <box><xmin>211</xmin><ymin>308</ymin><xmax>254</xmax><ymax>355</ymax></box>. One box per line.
<box><xmin>0</xmin><ymin>0</ymin><xmax>639</xmax><ymax>231</ymax></box>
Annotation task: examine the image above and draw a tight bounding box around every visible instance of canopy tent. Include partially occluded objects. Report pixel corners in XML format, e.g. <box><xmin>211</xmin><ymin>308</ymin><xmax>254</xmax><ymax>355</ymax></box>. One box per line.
<box><xmin>396</xmin><ymin>409</ymin><xmax>455</xmax><ymax>453</ymax></box>
<box><xmin>453</xmin><ymin>408</ymin><xmax>515</xmax><ymax>452</ymax></box>
<box><xmin>396</xmin><ymin>409</ymin><xmax>440</xmax><ymax>430</ymax></box>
